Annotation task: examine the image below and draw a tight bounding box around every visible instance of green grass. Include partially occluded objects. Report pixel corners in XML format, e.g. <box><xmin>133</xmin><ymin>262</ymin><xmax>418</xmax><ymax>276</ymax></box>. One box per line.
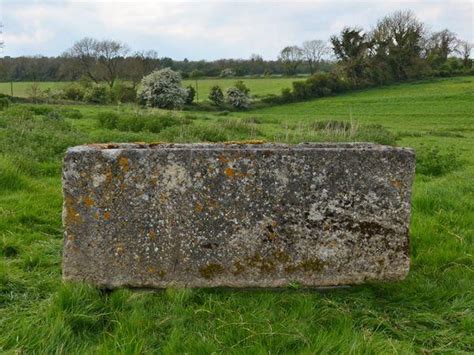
<box><xmin>0</xmin><ymin>77</ymin><xmax>303</xmax><ymax>101</ymax></box>
<box><xmin>0</xmin><ymin>76</ymin><xmax>473</xmax><ymax>353</ymax></box>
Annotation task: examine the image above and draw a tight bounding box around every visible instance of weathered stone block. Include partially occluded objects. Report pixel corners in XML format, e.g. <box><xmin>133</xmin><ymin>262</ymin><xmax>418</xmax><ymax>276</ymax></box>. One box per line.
<box><xmin>62</xmin><ymin>143</ymin><xmax>415</xmax><ymax>288</ymax></box>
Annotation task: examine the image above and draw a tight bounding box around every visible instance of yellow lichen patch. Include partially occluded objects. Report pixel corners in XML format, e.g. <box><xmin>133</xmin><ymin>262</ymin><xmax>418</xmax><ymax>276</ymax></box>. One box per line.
<box><xmin>391</xmin><ymin>179</ymin><xmax>402</xmax><ymax>189</ymax></box>
<box><xmin>218</xmin><ymin>154</ymin><xmax>229</xmax><ymax>164</ymax></box>
<box><xmin>88</xmin><ymin>143</ymin><xmax>120</xmax><ymax>149</ymax></box>
<box><xmin>115</xmin><ymin>244</ymin><xmax>124</xmax><ymax>255</ymax></box>
<box><xmin>118</xmin><ymin>156</ymin><xmax>129</xmax><ymax>172</ymax></box>
<box><xmin>147</xmin><ymin>266</ymin><xmax>157</xmax><ymax>274</ymax></box>
<box><xmin>195</xmin><ymin>202</ymin><xmax>204</xmax><ymax>213</ymax></box>
<box><xmin>148</xmin><ymin>229</ymin><xmax>157</xmax><ymax>240</ymax></box>
<box><xmin>83</xmin><ymin>196</ymin><xmax>94</xmax><ymax>207</ymax></box>
<box><xmin>224</xmin><ymin>167</ymin><xmax>235</xmax><ymax>178</ymax></box>
<box><xmin>224</xmin><ymin>140</ymin><xmax>265</xmax><ymax>145</ymax></box>
<box><xmin>104</xmin><ymin>211</ymin><xmax>111</xmax><ymax>220</ymax></box>
<box><xmin>199</xmin><ymin>263</ymin><xmax>224</xmax><ymax>279</ymax></box>
<box><xmin>64</xmin><ymin>195</ymin><xmax>82</xmax><ymax>224</ymax></box>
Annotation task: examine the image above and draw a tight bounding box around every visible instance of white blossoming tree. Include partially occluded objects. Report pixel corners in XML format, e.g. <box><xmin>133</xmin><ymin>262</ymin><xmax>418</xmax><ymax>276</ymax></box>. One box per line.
<box><xmin>226</xmin><ymin>87</ymin><xmax>250</xmax><ymax>109</ymax></box>
<box><xmin>137</xmin><ymin>68</ymin><xmax>187</xmax><ymax>109</ymax></box>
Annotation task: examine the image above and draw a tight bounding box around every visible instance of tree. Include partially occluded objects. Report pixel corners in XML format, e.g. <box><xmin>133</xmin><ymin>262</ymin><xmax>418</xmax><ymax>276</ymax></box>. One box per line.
<box><xmin>278</xmin><ymin>46</ymin><xmax>303</xmax><ymax>75</ymax></box>
<box><xmin>208</xmin><ymin>85</ymin><xmax>224</xmax><ymax>106</ymax></box>
<box><xmin>302</xmin><ymin>40</ymin><xmax>329</xmax><ymax>74</ymax></box>
<box><xmin>137</xmin><ymin>68</ymin><xmax>187</xmax><ymax>109</ymax></box>
<box><xmin>426</xmin><ymin>29</ymin><xmax>458</xmax><ymax>68</ymax></box>
<box><xmin>371</xmin><ymin>10</ymin><xmax>426</xmax><ymax>80</ymax></box>
<box><xmin>65</xmin><ymin>37</ymin><xmax>129</xmax><ymax>88</ymax></box>
<box><xmin>455</xmin><ymin>40</ymin><xmax>473</xmax><ymax>68</ymax></box>
<box><xmin>127</xmin><ymin>50</ymin><xmax>159</xmax><ymax>88</ymax></box>
<box><xmin>331</xmin><ymin>27</ymin><xmax>371</xmax><ymax>83</ymax></box>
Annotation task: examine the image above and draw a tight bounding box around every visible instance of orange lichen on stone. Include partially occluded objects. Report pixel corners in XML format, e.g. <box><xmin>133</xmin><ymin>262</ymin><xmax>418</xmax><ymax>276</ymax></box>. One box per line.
<box><xmin>391</xmin><ymin>179</ymin><xmax>402</xmax><ymax>189</ymax></box>
<box><xmin>104</xmin><ymin>211</ymin><xmax>111</xmax><ymax>220</ymax></box>
<box><xmin>64</xmin><ymin>195</ymin><xmax>82</xmax><ymax>224</ymax></box>
<box><xmin>195</xmin><ymin>202</ymin><xmax>204</xmax><ymax>213</ymax></box>
<box><xmin>224</xmin><ymin>167</ymin><xmax>235</xmax><ymax>177</ymax></box>
<box><xmin>118</xmin><ymin>156</ymin><xmax>129</xmax><ymax>172</ymax></box>
<box><xmin>148</xmin><ymin>229</ymin><xmax>157</xmax><ymax>240</ymax></box>
<box><xmin>218</xmin><ymin>154</ymin><xmax>229</xmax><ymax>164</ymax></box>
<box><xmin>83</xmin><ymin>196</ymin><xmax>94</xmax><ymax>207</ymax></box>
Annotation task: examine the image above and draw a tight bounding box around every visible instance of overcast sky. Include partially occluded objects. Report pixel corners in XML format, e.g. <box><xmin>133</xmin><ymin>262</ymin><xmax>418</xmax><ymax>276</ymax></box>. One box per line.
<box><xmin>1</xmin><ymin>0</ymin><xmax>473</xmax><ymax>60</ymax></box>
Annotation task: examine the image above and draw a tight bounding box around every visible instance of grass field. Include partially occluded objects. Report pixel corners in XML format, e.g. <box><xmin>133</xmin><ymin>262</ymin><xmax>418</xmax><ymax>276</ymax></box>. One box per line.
<box><xmin>0</xmin><ymin>76</ymin><xmax>473</xmax><ymax>353</ymax></box>
<box><xmin>0</xmin><ymin>77</ymin><xmax>303</xmax><ymax>101</ymax></box>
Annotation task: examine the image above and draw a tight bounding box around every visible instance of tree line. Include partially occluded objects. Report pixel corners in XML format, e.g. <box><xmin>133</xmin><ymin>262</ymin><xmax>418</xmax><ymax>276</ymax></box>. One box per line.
<box><xmin>0</xmin><ymin>10</ymin><xmax>472</xmax><ymax>87</ymax></box>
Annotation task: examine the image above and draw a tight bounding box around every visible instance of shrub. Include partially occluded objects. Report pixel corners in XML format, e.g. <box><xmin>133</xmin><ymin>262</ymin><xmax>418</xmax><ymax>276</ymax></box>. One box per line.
<box><xmin>23</xmin><ymin>105</ymin><xmax>54</xmax><ymax>116</ymax></box>
<box><xmin>226</xmin><ymin>87</ymin><xmax>250</xmax><ymax>109</ymax></box>
<box><xmin>84</xmin><ymin>85</ymin><xmax>109</xmax><ymax>104</ymax></box>
<box><xmin>61</xmin><ymin>84</ymin><xmax>85</xmax><ymax>101</ymax></box>
<box><xmin>137</xmin><ymin>68</ymin><xmax>187</xmax><ymax>109</ymax></box>
<box><xmin>0</xmin><ymin>97</ymin><xmax>11</xmax><ymax>110</ymax></box>
<box><xmin>416</xmin><ymin>146</ymin><xmax>463</xmax><ymax>177</ymax></box>
<box><xmin>59</xmin><ymin>108</ymin><xmax>83</xmax><ymax>119</ymax></box>
<box><xmin>234</xmin><ymin>80</ymin><xmax>250</xmax><ymax>95</ymax></box>
<box><xmin>185</xmin><ymin>85</ymin><xmax>196</xmax><ymax>104</ymax></box>
<box><xmin>209</xmin><ymin>85</ymin><xmax>224</xmax><ymax>106</ymax></box>
<box><xmin>220</xmin><ymin>68</ymin><xmax>235</xmax><ymax>77</ymax></box>
<box><xmin>96</xmin><ymin>112</ymin><xmax>119</xmax><ymax>129</ymax></box>
<box><xmin>110</xmin><ymin>82</ymin><xmax>137</xmax><ymax>103</ymax></box>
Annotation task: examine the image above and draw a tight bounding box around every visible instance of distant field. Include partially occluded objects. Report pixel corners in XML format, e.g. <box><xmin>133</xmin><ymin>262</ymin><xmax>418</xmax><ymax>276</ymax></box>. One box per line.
<box><xmin>0</xmin><ymin>76</ymin><xmax>473</xmax><ymax>353</ymax></box>
<box><xmin>0</xmin><ymin>78</ymin><xmax>302</xmax><ymax>100</ymax></box>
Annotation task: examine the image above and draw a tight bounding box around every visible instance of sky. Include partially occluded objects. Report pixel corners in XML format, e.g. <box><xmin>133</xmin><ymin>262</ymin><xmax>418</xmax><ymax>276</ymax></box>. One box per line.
<box><xmin>1</xmin><ymin>0</ymin><xmax>473</xmax><ymax>60</ymax></box>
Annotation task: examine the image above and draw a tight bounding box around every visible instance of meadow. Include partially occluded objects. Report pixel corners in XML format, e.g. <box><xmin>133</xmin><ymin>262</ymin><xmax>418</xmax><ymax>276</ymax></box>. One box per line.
<box><xmin>0</xmin><ymin>77</ymin><xmax>304</xmax><ymax>101</ymax></box>
<box><xmin>0</xmin><ymin>76</ymin><xmax>473</xmax><ymax>353</ymax></box>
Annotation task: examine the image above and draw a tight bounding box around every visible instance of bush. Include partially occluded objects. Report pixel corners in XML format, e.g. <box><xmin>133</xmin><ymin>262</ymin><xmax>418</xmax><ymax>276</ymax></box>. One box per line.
<box><xmin>185</xmin><ymin>85</ymin><xmax>196</xmax><ymax>104</ymax></box>
<box><xmin>84</xmin><ymin>85</ymin><xmax>109</xmax><ymax>104</ymax></box>
<box><xmin>61</xmin><ymin>84</ymin><xmax>85</xmax><ymax>101</ymax></box>
<box><xmin>96</xmin><ymin>111</ymin><xmax>189</xmax><ymax>133</ymax></box>
<box><xmin>234</xmin><ymin>80</ymin><xmax>250</xmax><ymax>95</ymax></box>
<box><xmin>0</xmin><ymin>97</ymin><xmax>11</xmax><ymax>110</ymax></box>
<box><xmin>226</xmin><ymin>87</ymin><xmax>250</xmax><ymax>109</ymax></box>
<box><xmin>59</xmin><ymin>108</ymin><xmax>83</xmax><ymax>119</ymax></box>
<box><xmin>209</xmin><ymin>85</ymin><xmax>224</xmax><ymax>106</ymax></box>
<box><xmin>416</xmin><ymin>146</ymin><xmax>463</xmax><ymax>177</ymax></box>
<box><xmin>96</xmin><ymin>112</ymin><xmax>120</xmax><ymax>129</ymax></box>
<box><xmin>137</xmin><ymin>68</ymin><xmax>187</xmax><ymax>109</ymax></box>
<box><xmin>110</xmin><ymin>82</ymin><xmax>137</xmax><ymax>103</ymax></box>
<box><xmin>220</xmin><ymin>68</ymin><xmax>235</xmax><ymax>77</ymax></box>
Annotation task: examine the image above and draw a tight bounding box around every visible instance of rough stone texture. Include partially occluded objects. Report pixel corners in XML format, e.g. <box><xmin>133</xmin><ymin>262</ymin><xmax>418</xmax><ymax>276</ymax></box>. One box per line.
<box><xmin>62</xmin><ymin>143</ymin><xmax>415</xmax><ymax>288</ymax></box>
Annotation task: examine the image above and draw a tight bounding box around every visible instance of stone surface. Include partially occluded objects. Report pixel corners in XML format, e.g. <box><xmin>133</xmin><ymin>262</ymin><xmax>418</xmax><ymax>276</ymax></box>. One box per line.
<box><xmin>62</xmin><ymin>143</ymin><xmax>415</xmax><ymax>288</ymax></box>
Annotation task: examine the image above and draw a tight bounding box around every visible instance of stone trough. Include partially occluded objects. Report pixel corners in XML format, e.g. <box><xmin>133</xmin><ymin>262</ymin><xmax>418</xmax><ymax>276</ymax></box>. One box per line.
<box><xmin>62</xmin><ymin>143</ymin><xmax>415</xmax><ymax>288</ymax></box>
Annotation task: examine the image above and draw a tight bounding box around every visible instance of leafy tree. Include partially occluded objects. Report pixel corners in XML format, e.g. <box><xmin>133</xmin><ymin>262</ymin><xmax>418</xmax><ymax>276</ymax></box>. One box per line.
<box><xmin>278</xmin><ymin>46</ymin><xmax>303</xmax><ymax>75</ymax></box>
<box><xmin>302</xmin><ymin>40</ymin><xmax>329</xmax><ymax>74</ymax></box>
<box><xmin>137</xmin><ymin>68</ymin><xmax>187</xmax><ymax>109</ymax></box>
<box><xmin>331</xmin><ymin>27</ymin><xmax>371</xmax><ymax>84</ymax></box>
<box><xmin>208</xmin><ymin>85</ymin><xmax>224</xmax><ymax>106</ymax></box>
<box><xmin>371</xmin><ymin>10</ymin><xmax>426</xmax><ymax>80</ymax></box>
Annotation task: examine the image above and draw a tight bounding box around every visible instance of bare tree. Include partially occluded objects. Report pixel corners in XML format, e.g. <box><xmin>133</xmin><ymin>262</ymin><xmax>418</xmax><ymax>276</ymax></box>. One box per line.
<box><xmin>278</xmin><ymin>46</ymin><xmax>303</xmax><ymax>75</ymax></box>
<box><xmin>127</xmin><ymin>50</ymin><xmax>159</xmax><ymax>88</ymax></box>
<box><xmin>96</xmin><ymin>39</ymin><xmax>129</xmax><ymax>88</ymax></box>
<box><xmin>456</xmin><ymin>40</ymin><xmax>473</xmax><ymax>68</ymax></box>
<box><xmin>65</xmin><ymin>37</ymin><xmax>129</xmax><ymax>87</ymax></box>
<box><xmin>302</xmin><ymin>40</ymin><xmax>329</xmax><ymax>74</ymax></box>
<box><xmin>428</xmin><ymin>29</ymin><xmax>458</xmax><ymax>60</ymax></box>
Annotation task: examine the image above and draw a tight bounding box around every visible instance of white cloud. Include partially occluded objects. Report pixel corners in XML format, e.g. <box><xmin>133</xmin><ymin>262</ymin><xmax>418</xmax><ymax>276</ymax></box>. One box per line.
<box><xmin>1</xmin><ymin>0</ymin><xmax>472</xmax><ymax>58</ymax></box>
